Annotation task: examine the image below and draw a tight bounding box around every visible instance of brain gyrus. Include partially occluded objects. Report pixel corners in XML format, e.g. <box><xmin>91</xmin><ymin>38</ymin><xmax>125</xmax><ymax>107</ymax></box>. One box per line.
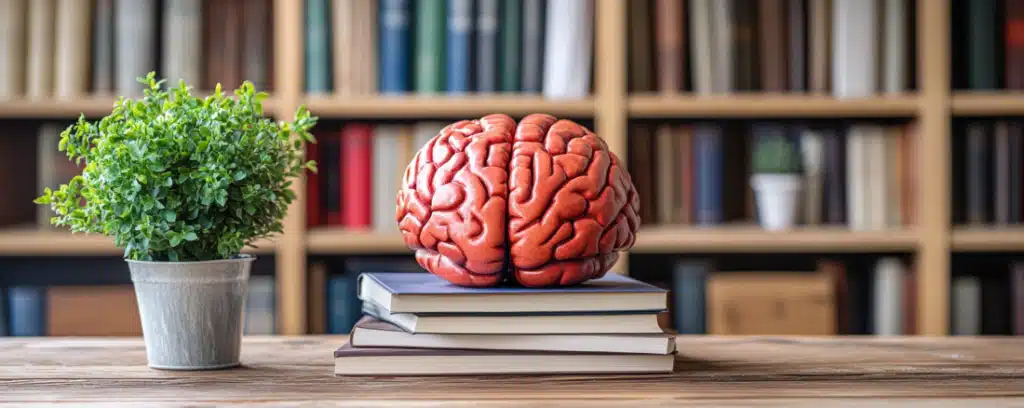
<box><xmin>395</xmin><ymin>113</ymin><xmax>640</xmax><ymax>288</ymax></box>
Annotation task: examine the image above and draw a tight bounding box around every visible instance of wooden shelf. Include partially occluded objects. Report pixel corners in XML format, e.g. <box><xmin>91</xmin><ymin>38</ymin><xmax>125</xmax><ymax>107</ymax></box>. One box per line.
<box><xmin>306</xmin><ymin>228</ymin><xmax>407</xmax><ymax>254</ymax></box>
<box><xmin>306</xmin><ymin>226</ymin><xmax>918</xmax><ymax>255</ymax></box>
<box><xmin>951</xmin><ymin>92</ymin><xmax>1024</xmax><ymax>116</ymax></box>
<box><xmin>631</xmin><ymin>225</ymin><xmax>919</xmax><ymax>253</ymax></box>
<box><xmin>0</xmin><ymin>95</ymin><xmax>278</xmax><ymax>119</ymax></box>
<box><xmin>0</xmin><ymin>229</ymin><xmax>277</xmax><ymax>256</ymax></box>
<box><xmin>303</xmin><ymin>95</ymin><xmax>596</xmax><ymax>118</ymax></box>
<box><xmin>628</xmin><ymin>94</ymin><xmax>920</xmax><ymax>118</ymax></box>
<box><xmin>951</xmin><ymin>227</ymin><xmax>1024</xmax><ymax>251</ymax></box>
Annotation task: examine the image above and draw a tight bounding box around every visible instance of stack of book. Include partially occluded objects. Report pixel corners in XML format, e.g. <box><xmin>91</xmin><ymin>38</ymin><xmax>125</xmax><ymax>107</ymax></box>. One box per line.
<box><xmin>333</xmin><ymin>272</ymin><xmax>677</xmax><ymax>376</ymax></box>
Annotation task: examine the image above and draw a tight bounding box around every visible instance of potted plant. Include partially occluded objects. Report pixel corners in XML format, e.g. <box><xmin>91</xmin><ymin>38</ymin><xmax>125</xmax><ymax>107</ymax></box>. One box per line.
<box><xmin>34</xmin><ymin>73</ymin><xmax>317</xmax><ymax>370</ymax></box>
<box><xmin>750</xmin><ymin>134</ymin><xmax>803</xmax><ymax>231</ymax></box>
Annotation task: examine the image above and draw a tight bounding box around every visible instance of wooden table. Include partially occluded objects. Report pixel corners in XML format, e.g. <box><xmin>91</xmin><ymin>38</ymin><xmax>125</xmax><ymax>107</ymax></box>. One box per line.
<box><xmin>1</xmin><ymin>336</ymin><xmax>1022</xmax><ymax>407</ymax></box>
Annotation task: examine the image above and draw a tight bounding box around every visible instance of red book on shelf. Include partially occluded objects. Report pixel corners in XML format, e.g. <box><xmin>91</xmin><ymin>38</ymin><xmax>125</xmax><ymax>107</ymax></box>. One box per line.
<box><xmin>341</xmin><ymin>123</ymin><xmax>373</xmax><ymax>228</ymax></box>
<box><xmin>1007</xmin><ymin>0</ymin><xmax>1024</xmax><ymax>89</ymax></box>
<box><xmin>305</xmin><ymin>134</ymin><xmax>322</xmax><ymax>227</ymax></box>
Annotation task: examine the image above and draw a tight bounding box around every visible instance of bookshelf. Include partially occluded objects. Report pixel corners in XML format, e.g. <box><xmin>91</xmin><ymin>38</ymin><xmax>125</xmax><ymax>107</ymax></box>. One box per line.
<box><xmin>2</xmin><ymin>0</ymin><xmax>1019</xmax><ymax>337</ymax></box>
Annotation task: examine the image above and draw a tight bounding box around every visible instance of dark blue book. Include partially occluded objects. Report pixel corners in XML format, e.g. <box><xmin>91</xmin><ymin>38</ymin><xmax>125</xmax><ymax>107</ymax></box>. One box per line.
<box><xmin>328</xmin><ymin>274</ymin><xmax>362</xmax><ymax>334</ymax></box>
<box><xmin>446</xmin><ymin>0</ymin><xmax>474</xmax><ymax>93</ymax></box>
<box><xmin>357</xmin><ymin>272</ymin><xmax>667</xmax><ymax>314</ymax></box>
<box><xmin>7</xmin><ymin>286</ymin><xmax>45</xmax><ymax>337</ymax></box>
<box><xmin>379</xmin><ymin>0</ymin><xmax>411</xmax><ymax>93</ymax></box>
<box><xmin>694</xmin><ymin>123</ymin><xmax>723</xmax><ymax>225</ymax></box>
<box><xmin>672</xmin><ymin>260</ymin><xmax>709</xmax><ymax>334</ymax></box>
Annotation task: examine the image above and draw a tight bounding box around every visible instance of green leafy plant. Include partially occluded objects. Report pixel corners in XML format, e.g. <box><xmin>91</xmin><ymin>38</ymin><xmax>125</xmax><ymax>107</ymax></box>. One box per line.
<box><xmin>34</xmin><ymin>72</ymin><xmax>318</xmax><ymax>262</ymax></box>
<box><xmin>752</xmin><ymin>135</ymin><xmax>802</xmax><ymax>174</ymax></box>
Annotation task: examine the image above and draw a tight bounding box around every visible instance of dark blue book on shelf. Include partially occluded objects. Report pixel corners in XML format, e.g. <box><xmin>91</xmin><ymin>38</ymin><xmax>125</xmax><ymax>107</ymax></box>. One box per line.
<box><xmin>357</xmin><ymin>272</ymin><xmax>668</xmax><ymax>314</ymax></box>
<box><xmin>694</xmin><ymin>124</ymin><xmax>723</xmax><ymax>225</ymax></box>
<box><xmin>7</xmin><ymin>286</ymin><xmax>45</xmax><ymax>337</ymax></box>
<box><xmin>379</xmin><ymin>0</ymin><xmax>411</xmax><ymax>93</ymax></box>
<box><xmin>446</xmin><ymin>0</ymin><xmax>474</xmax><ymax>93</ymax></box>
<box><xmin>672</xmin><ymin>260</ymin><xmax>709</xmax><ymax>334</ymax></box>
<box><xmin>327</xmin><ymin>274</ymin><xmax>362</xmax><ymax>334</ymax></box>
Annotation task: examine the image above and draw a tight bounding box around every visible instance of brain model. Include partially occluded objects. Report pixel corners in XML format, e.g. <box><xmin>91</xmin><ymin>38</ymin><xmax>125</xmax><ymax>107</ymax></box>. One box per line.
<box><xmin>396</xmin><ymin>113</ymin><xmax>640</xmax><ymax>288</ymax></box>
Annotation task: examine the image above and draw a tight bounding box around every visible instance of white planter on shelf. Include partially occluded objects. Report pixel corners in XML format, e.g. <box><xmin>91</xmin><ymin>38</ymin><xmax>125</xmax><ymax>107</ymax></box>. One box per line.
<box><xmin>750</xmin><ymin>173</ymin><xmax>803</xmax><ymax>231</ymax></box>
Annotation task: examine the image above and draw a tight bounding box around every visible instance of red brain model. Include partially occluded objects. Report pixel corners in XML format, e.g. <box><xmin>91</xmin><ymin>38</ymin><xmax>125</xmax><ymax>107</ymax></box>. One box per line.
<box><xmin>396</xmin><ymin>113</ymin><xmax>640</xmax><ymax>288</ymax></box>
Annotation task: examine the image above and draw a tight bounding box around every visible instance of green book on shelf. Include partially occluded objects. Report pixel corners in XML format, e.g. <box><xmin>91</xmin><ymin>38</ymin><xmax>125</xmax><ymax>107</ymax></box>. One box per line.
<box><xmin>305</xmin><ymin>0</ymin><xmax>332</xmax><ymax>93</ymax></box>
<box><xmin>499</xmin><ymin>0</ymin><xmax>522</xmax><ymax>92</ymax></box>
<box><xmin>415</xmin><ymin>0</ymin><xmax>445</xmax><ymax>93</ymax></box>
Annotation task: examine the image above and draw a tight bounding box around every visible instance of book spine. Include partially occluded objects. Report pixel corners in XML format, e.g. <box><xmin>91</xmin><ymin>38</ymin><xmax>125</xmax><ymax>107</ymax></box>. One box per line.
<box><xmin>53</xmin><ymin>0</ymin><xmax>90</xmax><ymax>98</ymax></box>
<box><xmin>499</xmin><ymin>0</ymin><xmax>522</xmax><ymax>92</ymax></box>
<box><xmin>305</xmin><ymin>0</ymin><xmax>332</xmax><ymax>93</ymax></box>
<box><xmin>694</xmin><ymin>124</ymin><xmax>722</xmax><ymax>225</ymax></box>
<box><xmin>446</xmin><ymin>0</ymin><xmax>474</xmax><ymax>93</ymax></box>
<box><xmin>162</xmin><ymin>0</ymin><xmax>203</xmax><ymax>88</ymax></box>
<box><xmin>7</xmin><ymin>286</ymin><xmax>45</xmax><ymax>336</ymax></box>
<box><xmin>415</xmin><ymin>0</ymin><xmax>445</xmax><ymax>93</ymax></box>
<box><xmin>1006</xmin><ymin>0</ymin><xmax>1024</xmax><ymax>89</ymax></box>
<box><xmin>475</xmin><ymin>0</ymin><xmax>499</xmax><ymax>92</ymax></box>
<box><xmin>542</xmin><ymin>0</ymin><xmax>592</xmax><ymax>99</ymax></box>
<box><xmin>519</xmin><ymin>0</ymin><xmax>545</xmax><ymax>93</ymax></box>
<box><xmin>967</xmin><ymin>0</ymin><xmax>999</xmax><ymax>90</ymax></box>
<box><xmin>0</xmin><ymin>0</ymin><xmax>26</xmax><ymax>99</ymax></box>
<box><xmin>25</xmin><ymin>0</ymin><xmax>55</xmax><ymax>98</ymax></box>
<box><xmin>341</xmin><ymin>124</ymin><xmax>373</xmax><ymax>228</ymax></box>
<box><xmin>115</xmin><ymin>0</ymin><xmax>157</xmax><ymax>96</ymax></box>
<box><xmin>244</xmin><ymin>275</ymin><xmax>276</xmax><ymax>335</ymax></box>
<box><xmin>241</xmin><ymin>0</ymin><xmax>272</xmax><ymax>90</ymax></box>
<box><xmin>328</xmin><ymin>274</ymin><xmax>361</xmax><ymax>334</ymax></box>
<box><xmin>379</xmin><ymin>0</ymin><xmax>410</xmax><ymax>93</ymax></box>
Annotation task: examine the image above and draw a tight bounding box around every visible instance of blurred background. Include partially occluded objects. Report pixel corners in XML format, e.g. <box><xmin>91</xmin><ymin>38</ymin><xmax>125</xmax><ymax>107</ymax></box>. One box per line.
<box><xmin>0</xmin><ymin>0</ymin><xmax>1020</xmax><ymax>338</ymax></box>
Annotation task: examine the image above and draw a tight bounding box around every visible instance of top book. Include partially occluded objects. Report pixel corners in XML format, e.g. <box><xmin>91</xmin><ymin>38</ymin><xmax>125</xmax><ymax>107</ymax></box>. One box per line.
<box><xmin>357</xmin><ymin>272</ymin><xmax>668</xmax><ymax>314</ymax></box>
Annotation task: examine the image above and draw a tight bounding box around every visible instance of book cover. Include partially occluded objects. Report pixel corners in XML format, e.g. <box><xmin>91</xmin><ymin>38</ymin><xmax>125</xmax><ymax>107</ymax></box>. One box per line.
<box><xmin>360</xmin><ymin>271</ymin><xmax>666</xmax><ymax>297</ymax></box>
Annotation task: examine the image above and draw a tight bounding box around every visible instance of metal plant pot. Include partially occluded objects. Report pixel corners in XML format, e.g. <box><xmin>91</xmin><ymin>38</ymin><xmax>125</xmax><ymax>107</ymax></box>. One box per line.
<box><xmin>127</xmin><ymin>255</ymin><xmax>254</xmax><ymax>370</ymax></box>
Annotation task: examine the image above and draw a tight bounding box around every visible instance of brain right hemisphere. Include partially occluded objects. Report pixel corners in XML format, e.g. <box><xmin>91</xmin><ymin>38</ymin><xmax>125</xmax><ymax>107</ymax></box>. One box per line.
<box><xmin>396</xmin><ymin>113</ymin><xmax>640</xmax><ymax>288</ymax></box>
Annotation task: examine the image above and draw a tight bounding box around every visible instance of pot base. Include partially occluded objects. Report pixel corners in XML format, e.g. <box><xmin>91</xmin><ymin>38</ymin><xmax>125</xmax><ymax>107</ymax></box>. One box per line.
<box><xmin>149</xmin><ymin>361</ymin><xmax>241</xmax><ymax>371</ymax></box>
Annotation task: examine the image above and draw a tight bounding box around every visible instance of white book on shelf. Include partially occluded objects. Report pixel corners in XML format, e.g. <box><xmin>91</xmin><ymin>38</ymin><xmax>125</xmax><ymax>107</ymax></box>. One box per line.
<box><xmin>25</xmin><ymin>0</ymin><xmax>55</xmax><ymax>99</ymax></box>
<box><xmin>162</xmin><ymin>0</ymin><xmax>203</xmax><ymax>88</ymax></box>
<box><xmin>115</xmin><ymin>0</ymin><xmax>157</xmax><ymax>96</ymax></box>
<box><xmin>541</xmin><ymin>0</ymin><xmax>592</xmax><ymax>99</ymax></box>
<box><xmin>882</xmin><ymin>0</ymin><xmax>907</xmax><ymax>93</ymax></box>
<box><xmin>53</xmin><ymin>0</ymin><xmax>91</xmax><ymax>99</ymax></box>
<box><xmin>872</xmin><ymin>257</ymin><xmax>904</xmax><ymax>335</ymax></box>
<box><xmin>832</xmin><ymin>0</ymin><xmax>878</xmax><ymax>98</ymax></box>
<box><xmin>0</xmin><ymin>0</ymin><xmax>26</xmax><ymax>99</ymax></box>
<box><xmin>709</xmin><ymin>0</ymin><xmax>734</xmax><ymax>93</ymax></box>
<box><xmin>372</xmin><ymin>124</ymin><xmax>403</xmax><ymax>233</ymax></box>
<box><xmin>951</xmin><ymin>275</ymin><xmax>981</xmax><ymax>336</ymax></box>
<box><xmin>800</xmin><ymin>129</ymin><xmax>825</xmax><ymax>225</ymax></box>
<box><xmin>688</xmin><ymin>0</ymin><xmax>714</xmax><ymax>94</ymax></box>
<box><xmin>413</xmin><ymin>121</ymin><xmax>445</xmax><ymax>151</ymax></box>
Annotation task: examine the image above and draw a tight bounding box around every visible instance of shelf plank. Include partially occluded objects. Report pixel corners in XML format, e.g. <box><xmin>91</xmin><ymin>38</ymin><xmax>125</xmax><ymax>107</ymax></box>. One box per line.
<box><xmin>303</xmin><ymin>95</ymin><xmax>596</xmax><ymax>118</ymax></box>
<box><xmin>0</xmin><ymin>229</ymin><xmax>277</xmax><ymax>256</ymax></box>
<box><xmin>632</xmin><ymin>225</ymin><xmax>919</xmax><ymax>253</ymax></box>
<box><xmin>629</xmin><ymin>94</ymin><xmax>920</xmax><ymax>118</ymax></box>
<box><xmin>951</xmin><ymin>227</ymin><xmax>1024</xmax><ymax>251</ymax></box>
<box><xmin>307</xmin><ymin>226</ymin><xmax>919</xmax><ymax>255</ymax></box>
<box><xmin>306</xmin><ymin>229</ymin><xmax>408</xmax><ymax>254</ymax></box>
<box><xmin>950</xmin><ymin>92</ymin><xmax>1024</xmax><ymax>116</ymax></box>
<box><xmin>0</xmin><ymin>96</ymin><xmax>278</xmax><ymax>119</ymax></box>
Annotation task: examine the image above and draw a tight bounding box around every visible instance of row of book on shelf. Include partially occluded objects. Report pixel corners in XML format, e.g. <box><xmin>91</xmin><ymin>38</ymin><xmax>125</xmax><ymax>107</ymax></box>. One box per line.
<box><xmin>952</xmin><ymin>0</ymin><xmax>1024</xmax><ymax>90</ymax></box>
<box><xmin>0</xmin><ymin>0</ymin><xmax>273</xmax><ymax>99</ymax></box>
<box><xmin>7</xmin><ymin>118</ymin><xmax>1024</xmax><ymax>232</ymax></box>
<box><xmin>2</xmin><ymin>254</ymin><xmax>1022</xmax><ymax>338</ymax></box>
<box><xmin>307</xmin><ymin>0</ymin><xmax>592</xmax><ymax>98</ymax></box>
<box><xmin>629</xmin><ymin>121</ymin><xmax>919</xmax><ymax>229</ymax></box>
<box><xmin>0</xmin><ymin>276</ymin><xmax>275</xmax><ymax>337</ymax></box>
<box><xmin>629</xmin><ymin>0</ymin><xmax>914</xmax><ymax>95</ymax></box>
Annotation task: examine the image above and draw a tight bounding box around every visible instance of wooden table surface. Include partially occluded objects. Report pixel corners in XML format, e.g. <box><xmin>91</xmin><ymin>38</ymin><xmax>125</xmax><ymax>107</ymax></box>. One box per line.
<box><xmin>1</xmin><ymin>335</ymin><xmax>1022</xmax><ymax>407</ymax></box>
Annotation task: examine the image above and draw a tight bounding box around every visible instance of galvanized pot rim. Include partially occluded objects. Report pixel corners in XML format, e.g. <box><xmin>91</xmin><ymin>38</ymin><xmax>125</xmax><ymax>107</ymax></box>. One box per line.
<box><xmin>124</xmin><ymin>253</ymin><xmax>256</xmax><ymax>267</ymax></box>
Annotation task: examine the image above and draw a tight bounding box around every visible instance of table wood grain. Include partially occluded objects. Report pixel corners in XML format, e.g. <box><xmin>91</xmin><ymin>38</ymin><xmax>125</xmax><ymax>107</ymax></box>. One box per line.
<box><xmin>0</xmin><ymin>336</ymin><xmax>1022</xmax><ymax>407</ymax></box>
